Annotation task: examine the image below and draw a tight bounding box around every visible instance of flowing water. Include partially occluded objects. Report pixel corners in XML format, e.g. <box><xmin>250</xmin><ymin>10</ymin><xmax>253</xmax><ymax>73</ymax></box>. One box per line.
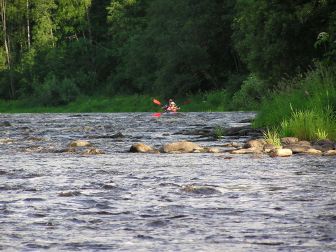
<box><xmin>0</xmin><ymin>113</ymin><xmax>335</xmax><ymax>251</ymax></box>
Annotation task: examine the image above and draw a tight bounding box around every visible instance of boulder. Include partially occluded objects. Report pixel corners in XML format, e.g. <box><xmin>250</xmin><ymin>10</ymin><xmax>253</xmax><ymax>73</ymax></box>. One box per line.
<box><xmin>281</xmin><ymin>137</ymin><xmax>299</xmax><ymax>145</ymax></box>
<box><xmin>324</xmin><ymin>150</ymin><xmax>336</xmax><ymax>156</ymax></box>
<box><xmin>312</xmin><ymin>139</ymin><xmax>335</xmax><ymax>152</ymax></box>
<box><xmin>284</xmin><ymin>142</ymin><xmax>311</xmax><ymax>154</ymax></box>
<box><xmin>243</xmin><ymin>139</ymin><xmax>266</xmax><ymax>150</ymax></box>
<box><xmin>230</xmin><ymin>148</ymin><xmax>261</xmax><ymax>154</ymax></box>
<box><xmin>130</xmin><ymin>143</ymin><xmax>154</xmax><ymax>153</ymax></box>
<box><xmin>263</xmin><ymin>143</ymin><xmax>278</xmax><ymax>153</ymax></box>
<box><xmin>269</xmin><ymin>148</ymin><xmax>292</xmax><ymax>157</ymax></box>
<box><xmin>204</xmin><ymin>147</ymin><xmax>220</xmax><ymax>153</ymax></box>
<box><xmin>305</xmin><ymin>148</ymin><xmax>322</xmax><ymax>155</ymax></box>
<box><xmin>297</xmin><ymin>141</ymin><xmax>311</xmax><ymax>146</ymax></box>
<box><xmin>69</xmin><ymin>140</ymin><xmax>92</xmax><ymax>147</ymax></box>
<box><xmin>160</xmin><ymin>141</ymin><xmax>203</xmax><ymax>153</ymax></box>
<box><xmin>223</xmin><ymin>142</ymin><xmax>241</xmax><ymax>148</ymax></box>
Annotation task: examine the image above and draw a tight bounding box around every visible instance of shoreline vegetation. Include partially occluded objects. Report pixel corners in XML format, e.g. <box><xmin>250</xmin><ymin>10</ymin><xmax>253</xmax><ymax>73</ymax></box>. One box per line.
<box><xmin>1</xmin><ymin>65</ymin><xmax>336</xmax><ymax>143</ymax></box>
<box><xmin>0</xmin><ymin>90</ymin><xmax>233</xmax><ymax>113</ymax></box>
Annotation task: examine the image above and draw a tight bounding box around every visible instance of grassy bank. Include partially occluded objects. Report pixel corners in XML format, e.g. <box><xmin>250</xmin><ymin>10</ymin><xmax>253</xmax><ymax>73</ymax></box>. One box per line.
<box><xmin>254</xmin><ymin>65</ymin><xmax>336</xmax><ymax>141</ymax></box>
<box><xmin>0</xmin><ymin>90</ymin><xmax>232</xmax><ymax>113</ymax></box>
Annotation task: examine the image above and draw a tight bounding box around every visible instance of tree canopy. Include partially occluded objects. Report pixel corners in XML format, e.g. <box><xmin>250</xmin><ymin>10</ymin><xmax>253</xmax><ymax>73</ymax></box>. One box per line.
<box><xmin>0</xmin><ymin>0</ymin><xmax>335</xmax><ymax>105</ymax></box>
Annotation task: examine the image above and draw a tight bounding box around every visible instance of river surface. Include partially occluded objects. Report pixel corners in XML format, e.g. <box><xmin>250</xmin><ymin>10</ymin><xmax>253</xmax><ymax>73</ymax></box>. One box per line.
<box><xmin>0</xmin><ymin>112</ymin><xmax>335</xmax><ymax>251</ymax></box>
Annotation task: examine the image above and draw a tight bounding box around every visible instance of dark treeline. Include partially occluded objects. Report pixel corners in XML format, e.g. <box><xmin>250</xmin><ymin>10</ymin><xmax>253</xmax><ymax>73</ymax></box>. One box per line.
<box><xmin>0</xmin><ymin>0</ymin><xmax>335</xmax><ymax>106</ymax></box>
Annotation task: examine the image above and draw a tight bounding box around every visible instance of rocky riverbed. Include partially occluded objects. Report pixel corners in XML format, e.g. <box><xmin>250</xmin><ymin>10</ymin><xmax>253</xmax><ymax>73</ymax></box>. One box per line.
<box><xmin>0</xmin><ymin>112</ymin><xmax>335</xmax><ymax>251</ymax></box>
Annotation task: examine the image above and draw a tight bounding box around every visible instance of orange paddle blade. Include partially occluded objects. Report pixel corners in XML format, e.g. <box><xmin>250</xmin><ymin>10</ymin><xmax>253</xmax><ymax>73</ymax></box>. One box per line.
<box><xmin>153</xmin><ymin>99</ymin><xmax>161</xmax><ymax>106</ymax></box>
<box><xmin>152</xmin><ymin>113</ymin><xmax>162</xmax><ymax>117</ymax></box>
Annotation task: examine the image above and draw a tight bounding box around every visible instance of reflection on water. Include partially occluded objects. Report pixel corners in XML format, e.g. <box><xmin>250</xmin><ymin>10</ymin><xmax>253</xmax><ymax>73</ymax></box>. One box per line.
<box><xmin>0</xmin><ymin>113</ymin><xmax>335</xmax><ymax>251</ymax></box>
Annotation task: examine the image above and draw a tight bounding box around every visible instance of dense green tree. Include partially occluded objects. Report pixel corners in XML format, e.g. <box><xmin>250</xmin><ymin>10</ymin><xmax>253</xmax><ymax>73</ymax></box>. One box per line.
<box><xmin>109</xmin><ymin>0</ymin><xmax>241</xmax><ymax>97</ymax></box>
<box><xmin>233</xmin><ymin>0</ymin><xmax>336</xmax><ymax>85</ymax></box>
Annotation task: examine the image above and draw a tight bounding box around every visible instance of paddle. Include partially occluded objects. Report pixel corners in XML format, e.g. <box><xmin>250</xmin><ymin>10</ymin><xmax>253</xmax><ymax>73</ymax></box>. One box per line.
<box><xmin>152</xmin><ymin>98</ymin><xmax>162</xmax><ymax>106</ymax></box>
<box><xmin>152</xmin><ymin>98</ymin><xmax>163</xmax><ymax>117</ymax></box>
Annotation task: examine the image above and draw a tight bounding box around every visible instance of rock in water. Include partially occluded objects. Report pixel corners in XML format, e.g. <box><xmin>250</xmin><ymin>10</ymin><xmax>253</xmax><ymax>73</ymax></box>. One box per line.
<box><xmin>269</xmin><ymin>148</ymin><xmax>293</xmax><ymax>157</ymax></box>
<box><xmin>160</xmin><ymin>141</ymin><xmax>203</xmax><ymax>153</ymax></box>
<box><xmin>69</xmin><ymin>140</ymin><xmax>92</xmax><ymax>147</ymax></box>
<box><xmin>130</xmin><ymin>143</ymin><xmax>154</xmax><ymax>153</ymax></box>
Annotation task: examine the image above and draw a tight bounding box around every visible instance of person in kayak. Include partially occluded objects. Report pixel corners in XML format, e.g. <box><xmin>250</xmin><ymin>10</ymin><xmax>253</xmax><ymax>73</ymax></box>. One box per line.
<box><xmin>164</xmin><ymin>99</ymin><xmax>180</xmax><ymax>112</ymax></box>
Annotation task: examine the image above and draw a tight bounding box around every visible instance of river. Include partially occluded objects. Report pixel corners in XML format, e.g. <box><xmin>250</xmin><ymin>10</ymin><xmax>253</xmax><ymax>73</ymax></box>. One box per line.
<box><xmin>0</xmin><ymin>113</ymin><xmax>335</xmax><ymax>251</ymax></box>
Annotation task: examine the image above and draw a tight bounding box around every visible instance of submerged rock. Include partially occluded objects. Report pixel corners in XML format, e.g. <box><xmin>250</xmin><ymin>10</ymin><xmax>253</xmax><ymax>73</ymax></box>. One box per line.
<box><xmin>160</xmin><ymin>141</ymin><xmax>203</xmax><ymax>153</ymax></box>
<box><xmin>0</xmin><ymin>138</ymin><xmax>15</xmax><ymax>144</ymax></box>
<box><xmin>224</xmin><ymin>125</ymin><xmax>263</xmax><ymax>137</ymax></box>
<box><xmin>58</xmin><ymin>191</ymin><xmax>81</xmax><ymax>197</ymax></box>
<box><xmin>26</xmin><ymin>136</ymin><xmax>46</xmax><ymax>142</ymax></box>
<box><xmin>111</xmin><ymin>132</ymin><xmax>125</xmax><ymax>138</ymax></box>
<box><xmin>181</xmin><ymin>185</ymin><xmax>220</xmax><ymax>195</ymax></box>
<box><xmin>0</xmin><ymin>121</ymin><xmax>11</xmax><ymax>127</ymax></box>
<box><xmin>82</xmin><ymin>148</ymin><xmax>105</xmax><ymax>155</ymax></box>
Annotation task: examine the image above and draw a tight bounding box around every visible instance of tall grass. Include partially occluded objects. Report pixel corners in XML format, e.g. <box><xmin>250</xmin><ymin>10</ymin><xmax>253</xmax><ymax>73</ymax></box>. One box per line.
<box><xmin>255</xmin><ymin>65</ymin><xmax>336</xmax><ymax>141</ymax></box>
<box><xmin>263</xmin><ymin>128</ymin><xmax>282</xmax><ymax>147</ymax></box>
<box><xmin>279</xmin><ymin>108</ymin><xmax>336</xmax><ymax>141</ymax></box>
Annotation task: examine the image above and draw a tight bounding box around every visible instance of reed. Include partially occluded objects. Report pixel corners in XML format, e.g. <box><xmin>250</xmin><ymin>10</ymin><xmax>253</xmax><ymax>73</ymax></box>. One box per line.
<box><xmin>263</xmin><ymin>128</ymin><xmax>282</xmax><ymax>147</ymax></box>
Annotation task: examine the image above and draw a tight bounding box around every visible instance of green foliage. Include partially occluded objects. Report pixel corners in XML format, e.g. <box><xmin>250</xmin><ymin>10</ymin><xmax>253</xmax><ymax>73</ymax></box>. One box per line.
<box><xmin>231</xmin><ymin>74</ymin><xmax>264</xmax><ymax>110</ymax></box>
<box><xmin>34</xmin><ymin>74</ymin><xmax>80</xmax><ymax>106</ymax></box>
<box><xmin>255</xmin><ymin>65</ymin><xmax>336</xmax><ymax>141</ymax></box>
<box><xmin>108</xmin><ymin>0</ymin><xmax>240</xmax><ymax>97</ymax></box>
<box><xmin>0</xmin><ymin>0</ymin><xmax>335</xmax><ymax>114</ymax></box>
<box><xmin>254</xmin><ymin>65</ymin><xmax>336</xmax><ymax>127</ymax></box>
<box><xmin>280</xmin><ymin>108</ymin><xmax>336</xmax><ymax>141</ymax></box>
<box><xmin>263</xmin><ymin>128</ymin><xmax>281</xmax><ymax>147</ymax></box>
<box><xmin>233</xmin><ymin>0</ymin><xmax>336</xmax><ymax>84</ymax></box>
<box><xmin>213</xmin><ymin>125</ymin><xmax>225</xmax><ymax>140</ymax></box>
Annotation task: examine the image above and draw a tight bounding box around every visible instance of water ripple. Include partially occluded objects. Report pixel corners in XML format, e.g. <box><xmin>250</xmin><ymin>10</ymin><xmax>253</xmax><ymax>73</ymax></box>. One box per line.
<box><xmin>0</xmin><ymin>112</ymin><xmax>335</xmax><ymax>251</ymax></box>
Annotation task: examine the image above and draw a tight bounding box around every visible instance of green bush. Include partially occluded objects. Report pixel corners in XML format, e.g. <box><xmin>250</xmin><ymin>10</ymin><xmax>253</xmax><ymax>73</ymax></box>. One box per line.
<box><xmin>35</xmin><ymin>74</ymin><xmax>80</xmax><ymax>106</ymax></box>
<box><xmin>231</xmin><ymin>74</ymin><xmax>264</xmax><ymax>110</ymax></box>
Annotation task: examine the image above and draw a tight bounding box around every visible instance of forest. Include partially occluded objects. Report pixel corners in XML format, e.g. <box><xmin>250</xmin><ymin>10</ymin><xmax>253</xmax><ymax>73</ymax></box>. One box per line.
<box><xmin>0</xmin><ymin>1</ymin><xmax>335</xmax><ymax>118</ymax></box>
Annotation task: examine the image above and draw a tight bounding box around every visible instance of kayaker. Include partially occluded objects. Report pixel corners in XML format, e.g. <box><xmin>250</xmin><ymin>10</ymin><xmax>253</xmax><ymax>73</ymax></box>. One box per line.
<box><xmin>165</xmin><ymin>99</ymin><xmax>180</xmax><ymax>112</ymax></box>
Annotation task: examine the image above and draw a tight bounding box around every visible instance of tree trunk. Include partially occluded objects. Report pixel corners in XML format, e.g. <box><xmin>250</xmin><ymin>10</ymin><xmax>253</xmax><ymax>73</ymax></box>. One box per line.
<box><xmin>0</xmin><ymin>0</ymin><xmax>15</xmax><ymax>98</ymax></box>
<box><xmin>26</xmin><ymin>0</ymin><xmax>31</xmax><ymax>49</ymax></box>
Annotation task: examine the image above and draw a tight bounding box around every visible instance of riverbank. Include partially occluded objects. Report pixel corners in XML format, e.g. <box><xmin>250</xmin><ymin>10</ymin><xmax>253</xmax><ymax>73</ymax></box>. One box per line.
<box><xmin>0</xmin><ymin>90</ymin><xmax>232</xmax><ymax>113</ymax></box>
<box><xmin>254</xmin><ymin>65</ymin><xmax>336</xmax><ymax>141</ymax></box>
